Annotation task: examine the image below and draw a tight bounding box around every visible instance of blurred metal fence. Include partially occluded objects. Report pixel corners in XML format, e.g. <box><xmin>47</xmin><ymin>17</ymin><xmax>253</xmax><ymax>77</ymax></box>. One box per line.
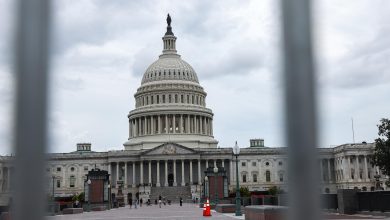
<box><xmin>11</xmin><ymin>0</ymin><xmax>319</xmax><ymax>220</ymax></box>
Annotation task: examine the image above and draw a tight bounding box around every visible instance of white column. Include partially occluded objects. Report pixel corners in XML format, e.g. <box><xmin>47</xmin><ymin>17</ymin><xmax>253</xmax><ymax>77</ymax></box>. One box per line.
<box><xmin>214</xmin><ymin>160</ymin><xmax>217</xmax><ymax>168</ymax></box>
<box><xmin>132</xmin><ymin>162</ymin><xmax>136</xmax><ymax>187</ymax></box>
<box><xmin>327</xmin><ymin>159</ymin><xmax>331</xmax><ymax>182</ymax></box>
<box><xmin>129</xmin><ymin>120</ymin><xmax>132</xmax><ymax>138</ymax></box>
<box><xmin>364</xmin><ymin>155</ymin><xmax>369</xmax><ymax>180</ymax></box>
<box><xmin>222</xmin><ymin>160</ymin><xmax>225</xmax><ymax>168</ymax></box>
<box><xmin>140</xmin><ymin>161</ymin><xmax>144</xmax><ymax>184</ymax></box>
<box><xmin>180</xmin><ymin>115</ymin><xmax>183</xmax><ymax>133</ymax></box>
<box><xmin>201</xmin><ymin>116</ymin><xmax>204</xmax><ymax>134</ymax></box>
<box><xmin>355</xmin><ymin>156</ymin><xmax>360</xmax><ymax>180</ymax></box>
<box><xmin>144</xmin><ymin>117</ymin><xmax>147</xmax><ymax>135</ymax></box>
<box><xmin>165</xmin><ymin>115</ymin><xmax>168</xmax><ymax>134</ymax></box>
<box><xmin>157</xmin><ymin>161</ymin><xmax>160</xmax><ymax>187</ymax></box>
<box><xmin>181</xmin><ymin>160</ymin><xmax>185</xmax><ymax>186</ymax></box>
<box><xmin>173</xmin><ymin>115</ymin><xmax>176</xmax><ymax>133</ymax></box>
<box><xmin>149</xmin><ymin>160</ymin><xmax>152</xmax><ymax>185</ymax></box>
<box><xmin>198</xmin><ymin>160</ymin><xmax>201</xmax><ymax>184</ymax></box>
<box><xmin>187</xmin><ymin>115</ymin><xmax>190</xmax><ymax>134</ymax></box>
<box><xmin>151</xmin><ymin>116</ymin><xmax>154</xmax><ymax>135</ymax></box>
<box><xmin>108</xmin><ymin>163</ymin><xmax>111</xmax><ymax>181</ymax></box>
<box><xmin>158</xmin><ymin>115</ymin><xmax>161</xmax><ymax>134</ymax></box>
<box><xmin>230</xmin><ymin>159</ymin><xmax>234</xmax><ymax>183</ymax></box>
<box><xmin>347</xmin><ymin>156</ymin><xmax>351</xmax><ymax>181</ymax></box>
<box><xmin>319</xmin><ymin>160</ymin><xmax>323</xmax><ymax>182</ymax></box>
<box><xmin>165</xmin><ymin>160</ymin><xmax>168</xmax><ymax>186</ymax></box>
<box><xmin>173</xmin><ymin>160</ymin><xmax>177</xmax><ymax>186</ymax></box>
<box><xmin>7</xmin><ymin>168</ymin><xmax>11</xmax><ymax>191</ymax></box>
<box><xmin>206</xmin><ymin>160</ymin><xmax>209</xmax><ymax>168</ymax></box>
<box><xmin>116</xmin><ymin>162</ymin><xmax>120</xmax><ymax>183</ymax></box>
<box><xmin>124</xmin><ymin>162</ymin><xmax>128</xmax><ymax>188</ymax></box>
<box><xmin>190</xmin><ymin>160</ymin><xmax>193</xmax><ymax>184</ymax></box>
<box><xmin>195</xmin><ymin>116</ymin><xmax>198</xmax><ymax>133</ymax></box>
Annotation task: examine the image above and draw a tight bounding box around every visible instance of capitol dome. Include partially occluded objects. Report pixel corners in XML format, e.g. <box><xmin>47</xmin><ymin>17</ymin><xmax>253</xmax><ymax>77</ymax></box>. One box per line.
<box><xmin>124</xmin><ymin>14</ymin><xmax>218</xmax><ymax>150</ymax></box>
<box><xmin>141</xmin><ymin>56</ymin><xmax>199</xmax><ymax>84</ymax></box>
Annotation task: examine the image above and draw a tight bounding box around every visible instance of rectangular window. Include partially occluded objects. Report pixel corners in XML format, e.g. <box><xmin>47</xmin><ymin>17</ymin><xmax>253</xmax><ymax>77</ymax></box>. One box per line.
<box><xmin>56</xmin><ymin>180</ymin><xmax>61</xmax><ymax>188</ymax></box>
<box><xmin>84</xmin><ymin>166</ymin><xmax>88</xmax><ymax>171</ymax></box>
<box><xmin>56</xmin><ymin>167</ymin><xmax>61</xmax><ymax>172</ymax></box>
<box><xmin>243</xmin><ymin>175</ymin><xmax>247</xmax><ymax>183</ymax></box>
<box><xmin>241</xmin><ymin>162</ymin><xmax>246</xmax><ymax>167</ymax></box>
<box><xmin>253</xmin><ymin>174</ymin><xmax>257</xmax><ymax>182</ymax></box>
<box><xmin>252</xmin><ymin>162</ymin><xmax>257</xmax><ymax>166</ymax></box>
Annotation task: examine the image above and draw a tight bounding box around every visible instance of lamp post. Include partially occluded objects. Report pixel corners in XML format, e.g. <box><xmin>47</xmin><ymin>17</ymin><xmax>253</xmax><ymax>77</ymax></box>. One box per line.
<box><xmin>204</xmin><ymin>176</ymin><xmax>208</xmax><ymax>199</ymax></box>
<box><xmin>213</xmin><ymin>166</ymin><xmax>219</xmax><ymax>205</ymax></box>
<box><xmin>87</xmin><ymin>179</ymin><xmax>91</xmax><ymax>211</ymax></box>
<box><xmin>107</xmin><ymin>183</ymin><xmax>111</xmax><ymax>210</ymax></box>
<box><xmin>233</xmin><ymin>141</ymin><xmax>242</xmax><ymax>216</ymax></box>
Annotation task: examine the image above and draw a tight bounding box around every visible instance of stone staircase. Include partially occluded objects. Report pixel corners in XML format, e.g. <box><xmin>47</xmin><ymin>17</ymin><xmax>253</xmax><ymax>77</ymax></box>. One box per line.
<box><xmin>150</xmin><ymin>186</ymin><xmax>192</xmax><ymax>203</ymax></box>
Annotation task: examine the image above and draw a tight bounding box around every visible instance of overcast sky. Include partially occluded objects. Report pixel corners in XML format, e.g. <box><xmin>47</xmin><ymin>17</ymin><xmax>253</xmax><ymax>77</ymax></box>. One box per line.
<box><xmin>0</xmin><ymin>0</ymin><xmax>389</xmax><ymax>154</ymax></box>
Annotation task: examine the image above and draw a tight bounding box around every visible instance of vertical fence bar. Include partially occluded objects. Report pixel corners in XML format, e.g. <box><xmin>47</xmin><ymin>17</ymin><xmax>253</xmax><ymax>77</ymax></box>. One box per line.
<box><xmin>280</xmin><ymin>0</ymin><xmax>320</xmax><ymax>220</ymax></box>
<box><xmin>13</xmin><ymin>0</ymin><xmax>51</xmax><ymax>219</ymax></box>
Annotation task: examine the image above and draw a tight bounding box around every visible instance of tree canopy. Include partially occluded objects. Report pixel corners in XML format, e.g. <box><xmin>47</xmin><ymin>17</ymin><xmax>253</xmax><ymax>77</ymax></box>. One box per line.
<box><xmin>372</xmin><ymin>118</ymin><xmax>390</xmax><ymax>177</ymax></box>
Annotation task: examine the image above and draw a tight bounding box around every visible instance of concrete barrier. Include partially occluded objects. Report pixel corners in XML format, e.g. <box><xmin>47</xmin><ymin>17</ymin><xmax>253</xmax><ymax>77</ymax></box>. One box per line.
<box><xmin>244</xmin><ymin>205</ymin><xmax>287</xmax><ymax>220</ymax></box>
<box><xmin>215</xmin><ymin>204</ymin><xmax>236</xmax><ymax>213</ymax></box>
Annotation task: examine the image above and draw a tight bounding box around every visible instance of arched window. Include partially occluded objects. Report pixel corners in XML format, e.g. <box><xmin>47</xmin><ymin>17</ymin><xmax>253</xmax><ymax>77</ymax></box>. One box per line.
<box><xmin>192</xmin><ymin>95</ymin><xmax>194</xmax><ymax>104</ymax></box>
<box><xmin>266</xmin><ymin>171</ymin><xmax>271</xmax><ymax>182</ymax></box>
<box><xmin>168</xmin><ymin>94</ymin><xmax>171</xmax><ymax>103</ymax></box>
<box><xmin>69</xmin><ymin>175</ymin><xmax>76</xmax><ymax>187</ymax></box>
<box><xmin>187</xmin><ymin>95</ymin><xmax>189</xmax><ymax>103</ymax></box>
<box><xmin>162</xmin><ymin>95</ymin><xmax>166</xmax><ymax>103</ymax></box>
<box><xmin>70</xmin><ymin>167</ymin><xmax>75</xmax><ymax>172</ymax></box>
<box><xmin>181</xmin><ymin>94</ymin><xmax>184</xmax><ymax>103</ymax></box>
<box><xmin>175</xmin><ymin>94</ymin><xmax>178</xmax><ymax>103</ymax></box>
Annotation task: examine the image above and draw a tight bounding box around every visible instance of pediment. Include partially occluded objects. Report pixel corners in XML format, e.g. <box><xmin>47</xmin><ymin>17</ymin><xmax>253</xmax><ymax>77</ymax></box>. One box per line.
<box><xmin>142</xmin><ymin>143</ymin><xmax>196</xmax><ymax>156</ymax></box>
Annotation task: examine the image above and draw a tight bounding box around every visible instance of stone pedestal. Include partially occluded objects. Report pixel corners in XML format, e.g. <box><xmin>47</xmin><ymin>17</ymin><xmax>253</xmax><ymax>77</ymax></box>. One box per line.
<box><xmin>337</xmin><ymin>189</ymin><xmax>359</xmax><ymax>214</ymax></box>
<box><xmin>244</xmin><ymin>205</ymin><xmax>287</xmax><ymax>220</ymax></box>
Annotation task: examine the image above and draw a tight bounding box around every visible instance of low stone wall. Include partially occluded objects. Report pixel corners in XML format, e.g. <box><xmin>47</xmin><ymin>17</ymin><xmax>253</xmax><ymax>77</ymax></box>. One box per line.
<box><xmin>62</xmin><ymin>208</ymin><xmax>83</xmax><ymax>215</ymax></box>
<box><xmin>244</xmin><ymin>205</ymin><xmax>287</xmax><ymax>220</ymax></box>
<box><xmin>91</xmin><ymin>206</ymin><xmax>106</xmax><ymax>211</ymax></box>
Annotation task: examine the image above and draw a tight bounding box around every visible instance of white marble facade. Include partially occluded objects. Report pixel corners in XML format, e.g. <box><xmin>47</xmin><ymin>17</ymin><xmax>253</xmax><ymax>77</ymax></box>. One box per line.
<box><xmin>0</xmin><ymin>16</ymin><xmax>387</xmax><ymax>206</ymax></box>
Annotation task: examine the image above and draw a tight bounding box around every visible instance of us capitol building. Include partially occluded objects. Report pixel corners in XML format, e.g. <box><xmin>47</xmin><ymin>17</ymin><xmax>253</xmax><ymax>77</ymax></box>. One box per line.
<box><xmin>0</xmin><ymin>15</ymin><xmax>386</xmax><ymax>206</ymax></box>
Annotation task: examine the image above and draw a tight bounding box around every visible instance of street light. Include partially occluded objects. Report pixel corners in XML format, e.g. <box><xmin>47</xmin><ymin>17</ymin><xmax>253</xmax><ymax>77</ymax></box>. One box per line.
<box><xmin>107</xmin><ymin>183</ymin><xmax>111</xmax><ymax>210</ymax></box>
<box><xmin>213</xmin><ymin>166</ymin><xmax>219</xmax><ymax>205</ymax></box>
<box><xmin>87</xmin><ymin>179</ymin><xmax>91</xmax><ymax>212</ymax></box>
<box><xmin>204</xmin><ymin>176</ymin><xmax>208</xmax><ymax>199</ymax></box>
<box><xmin>233</xmin><ymin>141</ymin><xmax>242</xmax><ymax>216</ymax></box>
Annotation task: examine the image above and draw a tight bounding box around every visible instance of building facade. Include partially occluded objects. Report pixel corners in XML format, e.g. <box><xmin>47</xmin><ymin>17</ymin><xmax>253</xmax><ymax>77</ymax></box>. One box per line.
<box><xmin>0</xmin><ymin>16</ymin><xmax>387</xmax><ymax>206</ymax></box>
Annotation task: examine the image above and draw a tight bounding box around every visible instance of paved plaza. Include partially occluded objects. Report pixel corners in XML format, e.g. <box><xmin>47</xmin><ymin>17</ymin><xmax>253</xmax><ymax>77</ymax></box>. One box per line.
<box><xmin>45</xmin><ymin>203</ymin><xmax>390</xmax><ymax>220</ymax></box>
<box><xmin>46</xmin><ymin>204</ymin><xmax>243</xmax><ymax>220</ymax></box>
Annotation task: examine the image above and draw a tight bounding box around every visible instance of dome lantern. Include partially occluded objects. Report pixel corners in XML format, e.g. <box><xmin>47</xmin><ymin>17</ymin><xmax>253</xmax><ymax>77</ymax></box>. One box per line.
<box><xmin>162</xmin><ymin>14</ymin><xmax>177</xmax><ymax>55</ymax></box>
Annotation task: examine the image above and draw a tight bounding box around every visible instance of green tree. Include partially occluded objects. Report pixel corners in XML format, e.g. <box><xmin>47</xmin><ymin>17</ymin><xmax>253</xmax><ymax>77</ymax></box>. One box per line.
<box><xmin>268</xmin><ymin>186</ymin><xmax>279</xmax><ymax>196</ymax></box>
<box><xmin>372</xmin><ymin>118</ymin><xmax>390</xmax><ymax>177</ymax></box>
<box><xmin>239</xmin><ymin>186</ymin><xmax>251</xmax><ymax>197</ymax></box>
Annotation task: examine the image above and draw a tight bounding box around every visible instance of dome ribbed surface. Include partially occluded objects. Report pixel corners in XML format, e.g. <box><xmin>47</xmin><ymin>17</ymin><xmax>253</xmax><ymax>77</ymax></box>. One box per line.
<box><xmin>141</xmin><ymin>56</ymin><xmax>199</xmax><ymax>84</ymax></box>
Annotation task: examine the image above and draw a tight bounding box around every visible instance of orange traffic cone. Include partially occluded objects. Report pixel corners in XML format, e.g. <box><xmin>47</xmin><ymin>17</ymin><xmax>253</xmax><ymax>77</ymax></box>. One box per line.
<box><xmin>203</xmin><ymin>198</ymin><xmax>211</xmax><ymax>217</ymax></box>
